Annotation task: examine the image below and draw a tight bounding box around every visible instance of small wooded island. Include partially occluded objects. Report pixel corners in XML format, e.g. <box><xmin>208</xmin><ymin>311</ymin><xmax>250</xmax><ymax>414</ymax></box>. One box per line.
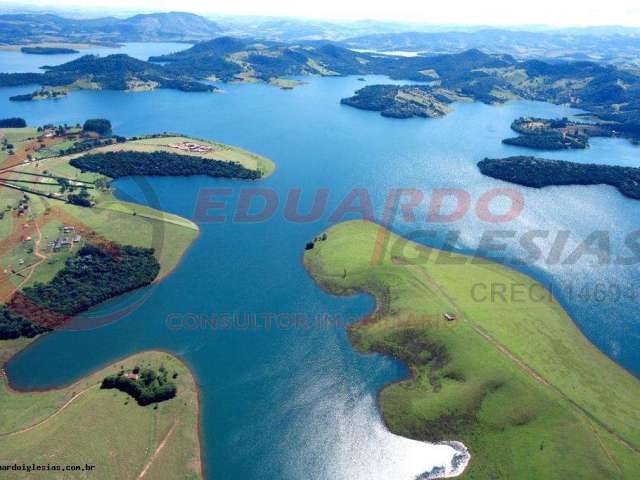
<box><xmin>341</xmin><ymin>85</ymin><xmax>459</xmax><ymax>119</ymax></box>
<box><xmin>478</xmin><ymin>156</ymin><xmax>640</xmax><ymax>199</ymax></box>
<box><xmin>501</xmin><ymin>117</ymin><xmax>630</xmax><ymax>150</ymax></box>
<box><xmin>20</xmin><ymin>46</ymin><xmax>79</xmax><ymax>54</ymax></box>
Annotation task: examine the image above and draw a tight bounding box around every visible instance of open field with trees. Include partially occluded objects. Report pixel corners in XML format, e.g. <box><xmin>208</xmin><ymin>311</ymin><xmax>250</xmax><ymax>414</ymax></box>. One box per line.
<box><xmin>90</xmin><ymin>135</ymin><xmax>275</xmax><ymax>177</ymax></box>
<box><xmin>0</xmin><ymin>350</ymin><xmax>202</xmax><ymax>479</ymax></box>
<box><xmin>0</xmin><ymin>122</ymin><xmax>277</xmax><ymax>477</ymax></box>
<box><xmin>304</xmin><ymin>220</ymin><xmax>640</xmax><ymax>479</ymax></box>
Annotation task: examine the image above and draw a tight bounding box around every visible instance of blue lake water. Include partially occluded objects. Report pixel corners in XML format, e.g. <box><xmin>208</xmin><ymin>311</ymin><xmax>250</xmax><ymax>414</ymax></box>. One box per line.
<box><xmin>0</xmin><ymin>42</ymin><xmax>190</xmax><ymax>73</ymax></box>
<box><xmin>1</xmin><ymin>51</ymin><xmax>640</xmax><ymax>479</ymax></box>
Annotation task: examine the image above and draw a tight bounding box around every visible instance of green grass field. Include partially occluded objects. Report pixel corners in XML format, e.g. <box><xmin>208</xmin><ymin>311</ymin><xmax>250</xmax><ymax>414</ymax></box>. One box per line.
<box><xmin>0</xmin><ymin>130</ymin><xmax>204</xmax><ymax>286</ymax></box>
<box><xmin>0</xmin><ymin>349</ymin><xmax>201</xmax><ymax>479</ymax></box>
<box><xmin>92</xmin><ymin>135</ymin><xmax>275</xmax><ymax>177</ymax></box>
<box><xmin>304</xmin><ymin>220</ymin><xmax>640</xmax><ymax>479</ymax></box>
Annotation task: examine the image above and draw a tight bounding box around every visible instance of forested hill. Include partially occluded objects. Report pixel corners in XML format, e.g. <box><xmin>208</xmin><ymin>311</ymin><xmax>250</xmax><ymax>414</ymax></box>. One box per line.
<box><xmin>148</xmin><ymin>40</ymin><xmax>640</xmax><ymax>129</ymax></box>
<box><xmin>0</xmin><ymin>54</ymin><xmax>216</xmax><ymax>93</ymax></box>
<box><xmin>1</xmin><ymin>37</ymin><xmax>638</xmax><ymax>136</ymax></box>
<box><xmin>0</xmin><ymin>12</ymin><xmax>221</xmax><ymax>44</ymax></box>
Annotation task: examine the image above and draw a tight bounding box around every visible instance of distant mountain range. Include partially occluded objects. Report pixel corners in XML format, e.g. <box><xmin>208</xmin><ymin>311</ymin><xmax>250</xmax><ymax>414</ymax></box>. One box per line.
<box><xmin>0</xmin><ymin>11</ymin><xmax>221</xmax><ymax>44</ymax></box>
<box><xmin>339</xmin><ymin>29</ymin><xmax>640</xmax><ymax>67</ymax></box>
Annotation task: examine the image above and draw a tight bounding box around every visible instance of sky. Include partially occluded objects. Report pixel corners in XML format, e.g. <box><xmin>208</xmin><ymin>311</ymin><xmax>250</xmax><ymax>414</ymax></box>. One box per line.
<box><xmin>5</xmin><ymin>0</ymin><xmax>640</xmax><ymax>27</ymax></box>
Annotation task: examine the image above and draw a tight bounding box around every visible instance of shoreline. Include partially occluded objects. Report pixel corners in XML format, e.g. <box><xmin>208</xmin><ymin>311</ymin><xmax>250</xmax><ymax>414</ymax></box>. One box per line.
<box><xmin>302</xmin><ymin>219</ymin><xmax>640</xmax><ymax>476</ymax></box>
<box><xmin>0</xmin><ymin>347</ymin><xmax>204</xmax><ymax>478</ymax></box>
<box><xmin>300</xmin><ymin>244</ymin><xmax>471</xmax><ymax>479</ymax></box>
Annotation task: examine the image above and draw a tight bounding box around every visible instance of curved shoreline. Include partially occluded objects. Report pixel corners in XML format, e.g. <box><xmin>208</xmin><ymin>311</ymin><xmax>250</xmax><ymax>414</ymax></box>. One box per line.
<box><xmin>301</xmin><ymin>248</ymin><xmax>471</xmax><ymax>479</ymax></box>
<box><xmin>1</xmin><ymin>348</ymin><xmax>204</xmax><ymax>478</ymax></box>
<box><xmin>302</xmin><ymin>219</ymin><xmax>640</xmax><ymax>477</ymax></box>
<box><xmin>0</xmin><ymin>131</ymin><xmax>276</xmax><ymax>478</ymax></box>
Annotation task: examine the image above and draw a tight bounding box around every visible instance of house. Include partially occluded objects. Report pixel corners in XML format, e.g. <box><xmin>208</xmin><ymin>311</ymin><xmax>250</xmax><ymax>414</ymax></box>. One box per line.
<box><xmin>443</xmin><ymin>313</ymin><xmax>457</xmax><ymax>322</ymax></box>
<box><xmin>126</xmin><ymin>373</ymin><xmax>140</xmax><ymax>381</ymax></box>
<box><xmin>73</xmin><ymin>235</ymin><xmax>82</xmax><ymax>243</ymax></box>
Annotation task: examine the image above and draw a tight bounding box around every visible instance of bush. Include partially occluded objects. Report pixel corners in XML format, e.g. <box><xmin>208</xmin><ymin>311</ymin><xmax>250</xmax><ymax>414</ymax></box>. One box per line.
<box><xmin>83</xmin><ymin>118</ymin><xmax>112</xmax><ymax>135</ymax></box>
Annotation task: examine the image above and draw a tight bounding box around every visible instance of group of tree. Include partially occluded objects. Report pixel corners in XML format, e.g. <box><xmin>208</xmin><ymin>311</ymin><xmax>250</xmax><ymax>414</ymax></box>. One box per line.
<box><xmin>70</xmin><ymin>150</ymin><xmax>262</xmax><ymax>179</ymax></box>
<box><xmin>477</xmin><ymin>156</ymin><xmax>640</xmax><ymax>200</ymax></box>
<box><xmin>0</xmin><ymin>117</ymin><xmax>26</xmax><ymax>128</ymax></box>
<box><xmin>83</xmin><ymin>118</ymin><xmax>112</xmax><ymax>135</ymax></box>
<box><xmin>101</xmin><ymin>366</ymin><xmax>177</xmax><ymax>406</ymax></box>
<box><xmin>0</xmin><ymin>243</ymin><xmax>160</xmax><ymax>339</ymax></box>
<box><xmin>67</xmin><ymin>188</ymin><xmax>92</xmax><ymax>207</ymax></box>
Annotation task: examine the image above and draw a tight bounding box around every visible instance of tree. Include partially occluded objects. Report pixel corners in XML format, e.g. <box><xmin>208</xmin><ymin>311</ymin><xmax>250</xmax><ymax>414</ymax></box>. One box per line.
<box><xmin>82</xmin><ymin>118</ymin><xmax>112</xmax><ymax>135</ymax></box>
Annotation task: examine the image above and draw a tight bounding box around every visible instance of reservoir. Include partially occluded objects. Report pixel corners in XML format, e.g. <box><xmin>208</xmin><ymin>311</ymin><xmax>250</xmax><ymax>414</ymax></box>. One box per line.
<box><xmin>1</xmin><ymin>49</ymin><xmax>639</xmax><ymax>478</ymax></box>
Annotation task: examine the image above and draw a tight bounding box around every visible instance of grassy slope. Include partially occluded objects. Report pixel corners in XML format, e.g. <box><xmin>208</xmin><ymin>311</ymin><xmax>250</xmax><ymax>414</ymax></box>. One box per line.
<box><xmin>0</xmin><ymin>131</ymin><xmax>204</xmax><ymax>287</ymax></box>
<box><xmin>0</xmin><ymin>350</ymin><xmax>201</xmax><ymax>480</ymax></box>
<box><xmin>303</xmin><ymin>220</ymin><xmax>640</xmax><ymax>479</ymax></box>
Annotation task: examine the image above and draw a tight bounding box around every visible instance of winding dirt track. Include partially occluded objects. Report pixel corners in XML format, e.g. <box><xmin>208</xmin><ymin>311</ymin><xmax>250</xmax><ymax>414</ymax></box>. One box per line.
<box><xmin>0</xmin><ymin>384</ymin><xmax>98</xmax><ymax>437</ymax></box>
<box><xmin>137</xmin><ymin>420</ymin><xmax>178</xmax><ymax>479</ymax></box>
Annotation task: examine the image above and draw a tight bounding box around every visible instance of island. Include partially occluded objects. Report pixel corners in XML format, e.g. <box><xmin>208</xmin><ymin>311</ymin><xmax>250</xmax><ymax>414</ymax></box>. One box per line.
<box><xmin>477</xmin><ymin>156</ymin><xmax>640</xmax><ymax>200</ymax></box>
<box><xmin>20</xmin><ymin>46</ymin><xmax>79</xmax><ymax>55</ymax></box>
<box><xmin>340</xmin><ymin>85</ymin><xmax>460</xmax><ymax>119</ymax></box>
<box><xmin>304</xmin><ymin>220</ymin><xmax>640</xmax><ymax>479</ymax></box>
<box><xmin>500</xmin><ymin>117</ymin><xmax>629</xmax><ymax>150</ymax></box>
<box><xmin>0</xmin><ymin>349</ymin><xmax>202</xmax><ymax>479</ymax></box>
<box><xmin>10</xmin><ymin>87</ymin><xmax>68</xmax><ymax>102</ymax></box>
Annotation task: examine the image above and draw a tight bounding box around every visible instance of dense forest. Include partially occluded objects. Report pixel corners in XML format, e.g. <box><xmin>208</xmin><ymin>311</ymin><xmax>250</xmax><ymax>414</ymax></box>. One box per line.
<box><xmin>0</xmin><ymin>117</ymin><xmax>26</xmax><ymax>128</ymax></box>
<box><xmin>102</xmin><ymin>366</ymin><xmax>177</xmax><ymax>406</ymax></box>
<box><xmin>71</xmin><ymin>151</ymin><xmax>262</xmax><ymax>179</ymax></box>
<box><xmin>20</xmin><ymin>46</ymin><xmax>78</xmax><ymax>54</ymax></box>
<box><xmin>478</xmin><ymin>156</ymin><xmax>640</xmax><ymax>200</ymax></box>
<box><xmin>0</xmin><ymin>243</ymin><xmax>160</xmax><ymax>338</ymax></box>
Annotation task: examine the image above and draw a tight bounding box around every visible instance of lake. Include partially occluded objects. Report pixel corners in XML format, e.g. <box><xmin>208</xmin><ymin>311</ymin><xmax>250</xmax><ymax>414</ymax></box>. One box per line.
<box><xmin>1</xmin><ymin>48</ymin><xmax>639</xmax><ymax>479</ymax></box>
<box><xmin>0</xmin><ymin>42</ymin><xmax>190</xmax><ymax>73</ymax></box>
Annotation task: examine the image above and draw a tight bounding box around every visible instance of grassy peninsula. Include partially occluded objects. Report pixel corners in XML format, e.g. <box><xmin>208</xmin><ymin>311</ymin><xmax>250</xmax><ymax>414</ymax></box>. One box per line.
<box><xmin>0</xmin><ymin>349</ymin><xmax>202</xmax><ymax>479</ymax></box>
<box><xmin>0</xmin><ymin>122</ymin><xmax>275</xmax><ymax>478</ymax></box>
<box><xmin>304</xmin><ymin>220</ymin><xmax>640</xmax><ymax>479</ymax></box>
<box><xmin>0</xmin><ymin>124</ymin><xmax>273</xmax><ymax>339</ymax></box>
<box><xmin>478</xmin><ymin>156</ymin><xmax>640</xmax><ymax>200</ymax></box>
